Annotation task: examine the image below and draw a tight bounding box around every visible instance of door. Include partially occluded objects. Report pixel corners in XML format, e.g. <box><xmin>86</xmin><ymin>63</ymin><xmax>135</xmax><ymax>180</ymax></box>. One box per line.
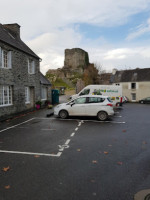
<box><xmin>84</xmin><ymin>97</ymin><xmax>105</xmax><ymax>116</ymax></box>
<box><xmin>131</xmin><ymin>93</ymin><xmax>136</xmax><ymax>102</ymax></box>
<box><xmin>68</xmin><ymin>97</ymin><xmax>87</xmax><ymax>116</ymax></box>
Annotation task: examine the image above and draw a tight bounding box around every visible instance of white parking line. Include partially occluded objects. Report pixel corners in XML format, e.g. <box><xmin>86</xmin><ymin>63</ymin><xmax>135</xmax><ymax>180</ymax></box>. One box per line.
<box><xmin>0</xmin><ymin>118</ymin><xmax>34</xmax><ymax>133</ymax></box>
<box><xmin>70</xmin><ymin>132</ymin><xmax>75</xmax><ymax>137</ymax></box>
<box><xmin>0</xmin><ymin>117</ymin><xmax>125</xmax><ymax>158</ymax></box>
<box><xmin>0</xmin><ymin>150</ymin><xmax>62</xmax><ymax>157</ymax></box>
<box><xmin>43</xmin><ymin>118</ymin><xmax>125</xmax><ymax>124</ymax></box>
<box><xmin>41</xmin><ymin>129</ymin><xmax>56</xmax><ymax>131</ymax></box>
<box><xmin>81</xmin><ymin>120</ymin><xmax>125</xmax><ymax>123</ymax></box>
<box><xmin>65</xmin><ymin>139</ymin><xmax>71</xmax><ymax>145</ymax></box>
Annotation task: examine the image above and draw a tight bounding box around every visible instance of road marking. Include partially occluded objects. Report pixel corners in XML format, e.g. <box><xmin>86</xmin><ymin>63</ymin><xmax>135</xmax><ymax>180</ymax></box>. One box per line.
<box><xmin>70</xmin><ymin>132</ymin><xmax>75</xmax><ymax>137</ymax></box>
<box><xmin>81</xmin><ymin>120</ymin><xmax>126</xmax><ymax>124</ymax></box>
<box><xmin>0</xmin><ymin>150</ymin><xmax>61</xmax><ymax>157</ymax></box>
<box><xmin>41</xmin><ymin>129</ymin><xmax>56</xmax><ymax>131</ymax></box>
<box><xmin>65</xmin><ymin>139</ymin><xmax>71</xmax><ymax>145</ymax></box>
<box><xmin>41</xmin><ymin>118</ymin><xmax>125</xmax><ymax>124</ymax></box>
<box><xmin>37</xmin><ymin>118</ymin><xmax>79</xmax><ymax>121</ymax></box>
<box><xmin>58</xmin><ymin>144</ymin><xmax>69</xmax><ymax>151</ymax></box>
<box><xmin>0</xmin><ymin>118</ymin><xmax>34</xmax><ymax>133</ymax></box>
<box><xmin>17</xmin><ymin>127</ymin><xmax>30</xmax><ymax>129</ymax></box>
<box><xmin>0</xmin><ymin>117</ymin><xmax>125</xmax><ymax>159</ymax></box>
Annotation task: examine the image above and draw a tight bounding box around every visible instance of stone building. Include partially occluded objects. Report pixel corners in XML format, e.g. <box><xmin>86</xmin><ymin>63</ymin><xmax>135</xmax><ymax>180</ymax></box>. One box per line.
<box><xmin>64</xmin><ymin>48</ymin><xmax>89</xmax><ymax>72</ymax></box>
<box><xmin>47</xmin><ymin>48</ymin><xmax>90</xmax><ymax>79</ymax></box>
<box><xmin>111</xmin><ymin>68</ymin><xmax>150</xmax><ymax>102</ymax></box>
<box><xmin>0</xmin><ymin>23</ymin><xmax>51</xmax><ymax>120</ymax></box>
<box><xmin>40</xmin><ymin>72</ymin><xmax>51</xmax><ymax>102</ymax></box>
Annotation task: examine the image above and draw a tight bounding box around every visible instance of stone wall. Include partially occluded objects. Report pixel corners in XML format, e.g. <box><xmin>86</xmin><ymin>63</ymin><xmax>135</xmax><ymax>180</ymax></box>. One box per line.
<box><xmin>46</xmin><ymin>48</ymin><xmax>90</xmax><ymax>87</ymax></box>
<box><xmin>76</xmin><ymin>79</ymin><xmax>85</xmax><ymax>93</ymax></box>
<box><xmin>0</xmin><ymin>41</ymin><xmax>41</xmax><ymax>119</ymax></box>
<box><xmin>64</xmin><ymin>48</ymin><xmax>89</xmax><ymax>70</ymax></box>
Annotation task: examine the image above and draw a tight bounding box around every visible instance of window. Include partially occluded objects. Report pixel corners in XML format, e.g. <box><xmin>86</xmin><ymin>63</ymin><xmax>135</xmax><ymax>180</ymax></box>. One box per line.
<box><xmin>25</xmin><ymin>87</ymin><xmax>30</xmax><ymax>104</ymax></box>
<box><xmin>0</xmin><ymin>47</ymin><xmax>12</xmax><ymax>69</ymax></box>
<box><xmin>80</xmin><ymin>89</ymin><xmax>90</xmax><ymax>95</ymax></box>
<box><xmin>41</xmin><ymin>86</ymin><xmax>47</xmax><ymax>100</ymax></box>
<box><xmin>88</xmin><ymin>97</ymin><xmax>105</xmax><ymax>103</ymax></box>
<box><xmin>93</xmin><ymin>89</ymin><xmax>102</xmax><ymax>95</ymax></box>
<box><xmin>0</xmin><ymin>85</ymin><xmax>12</xmax><ymax>106</ymax></box>
<box><xmin>131</xmin><ymin>93</ymin><xmax>136</xmax><ymax>101</ymax></box>
<box><xmin>131</xmin><ymin>83</ymin><xmax>136</xmax><ymax>89</ymax></box>
<box><xmin>74</xmin><ymin>97</ymin><xmax>86</xmax><ymax>104</ymax></box>
<box><xmin>28</xmin><ymin>59</ymin><xmax>35</xmax><ymax>74</ymax></box>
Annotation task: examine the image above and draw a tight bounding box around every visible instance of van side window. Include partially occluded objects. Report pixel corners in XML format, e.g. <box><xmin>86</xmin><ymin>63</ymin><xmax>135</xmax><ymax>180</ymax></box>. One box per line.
<box><xmin>80</xmin><ymin>89</ymin><xmax>90</xmax><ymax>96</ymax></box>
<box><xmin>93</xmin><ymin>89</ymin><xmax>102</xmax><ymax>95</ymax></box>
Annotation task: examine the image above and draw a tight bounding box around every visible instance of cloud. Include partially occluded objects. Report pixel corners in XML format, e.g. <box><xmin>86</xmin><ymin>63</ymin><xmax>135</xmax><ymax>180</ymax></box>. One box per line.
<box><xmin>126</xmin><ymin>18</ymin><xmax>150</xmax><ymax>41</ymax></box>
<box><xmin>88</xmin><ymin>46</ymin><xmax>150</xmax><ymax>72</ymax></box>
<box><xmin>1</xmin><ymin>0</ymin><xmax>150</xmax><ymax>74</ymax></box>
<box><xmin>1</xmin><ymin>0</ymin><xmax>150</xmax><ymax>39</ymax></box>
<box><xmin>27</xmin><ymin>27</ymin><xmax>82</xmax><ymax>74</ymax></box>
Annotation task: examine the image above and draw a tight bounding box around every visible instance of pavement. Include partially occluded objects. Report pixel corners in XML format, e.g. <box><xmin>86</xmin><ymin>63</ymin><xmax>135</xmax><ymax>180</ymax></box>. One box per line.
<box><xmin>1</xmin><ymin>99</ymin><xmax>150</xmax><ymax>200</ymax></box>
<box><xmin>0</xmin><ymin>95</ymin><xmax>70</xmax><ymax>124</ymax></box>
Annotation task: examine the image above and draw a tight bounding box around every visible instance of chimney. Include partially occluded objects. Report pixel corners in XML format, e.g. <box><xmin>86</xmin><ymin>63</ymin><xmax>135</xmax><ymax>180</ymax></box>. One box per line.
<box><xmin>3</xmin><ymin>23</ymin><xmax>21</xmax><ymax>39</ymax></box>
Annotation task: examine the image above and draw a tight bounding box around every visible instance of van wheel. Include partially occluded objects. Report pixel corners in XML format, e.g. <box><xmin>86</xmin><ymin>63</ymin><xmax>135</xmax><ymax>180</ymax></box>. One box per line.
<box><xmin>97</xmin><ymin>111</ymin><xmax>108</xmax><ymax>121</ymax></box>
<box><xmin>59</xmin><ymin>110</ymin><xmax>68</xmax><ymax>119</ymax></box>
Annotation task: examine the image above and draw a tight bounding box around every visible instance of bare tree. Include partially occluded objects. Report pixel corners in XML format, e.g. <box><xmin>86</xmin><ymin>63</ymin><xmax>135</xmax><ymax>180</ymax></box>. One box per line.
<box><xmin>94</xmin><ymin>62</ymin><xmax>106</xmax><ymax>74</ymax></box>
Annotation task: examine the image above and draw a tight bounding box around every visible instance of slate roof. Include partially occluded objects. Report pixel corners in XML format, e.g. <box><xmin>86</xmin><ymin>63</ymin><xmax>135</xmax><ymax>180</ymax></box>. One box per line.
<box><xmin>0</xmin><ymin>23</ymin><xmax>40</xmax><ymax>59</ymax></box>
<box><xmin>40</xmin><ymin>72</ymin><xmax>51</xmax><ymax>85</ymax></box>
<box><xmin>111</xmin><ymin>68</ymin><xmax>150</xmax><ymax>83</ymax></box>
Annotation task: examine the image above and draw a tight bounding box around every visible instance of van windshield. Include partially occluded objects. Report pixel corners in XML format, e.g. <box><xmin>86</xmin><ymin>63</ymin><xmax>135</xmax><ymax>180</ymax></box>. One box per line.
<box><xmin>79</xmin><ymin>89</ymin><xmax>90</xmax><ymax>95</ymax></box>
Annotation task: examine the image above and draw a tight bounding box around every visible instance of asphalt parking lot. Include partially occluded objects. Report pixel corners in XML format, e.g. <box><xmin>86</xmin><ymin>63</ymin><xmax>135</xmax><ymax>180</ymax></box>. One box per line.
<box><xmin>0</xmin><ymin>102</ymin><xmax>150</xmax><ymax>200</ymax></box>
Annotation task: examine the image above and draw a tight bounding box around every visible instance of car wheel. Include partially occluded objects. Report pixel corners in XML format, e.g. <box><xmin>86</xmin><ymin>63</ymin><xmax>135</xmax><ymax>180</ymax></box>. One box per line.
<box><xmin>59</xmin><ymin>110</ymin><xmax>68</xmax><ymax>119</ymax></box>
<box><xmin>140</xmin><ymin>101</ymin><xmax>144</xmax><ymax>104</ymax></box>
<box><xmin>97</xmin><ymin>111</ymin><xmax>108</xmax><ymax>121</ymax></box>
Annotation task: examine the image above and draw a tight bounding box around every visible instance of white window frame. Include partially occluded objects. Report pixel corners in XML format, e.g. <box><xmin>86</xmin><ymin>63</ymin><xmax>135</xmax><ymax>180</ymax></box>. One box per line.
<box><xmin>25</xmin><ymin>87</ymin><xmax>30</xmax><ymax>104</ymax></box>
<box><xmin>28</xmin><ymin>59</ymin><xmax>35</xmax><ymax>74</ymax></box>
<box><xmin>131</xmin><ymin>93</ymin><xmax>136</xmax><ymax>101</ymax></box>
<box><xmin>0</xmin><ymin>47</ymin><xmax>12</xmax><ymax>69</ymax></box>
<box><xmin>0</xmin><ymin>85</ymin><xmax>12</xmax><ymax>107</ymax></box>
<box><xmin>41</xmin><ymin>86</ymin><xmax>47</xmax><ymax>100</ymax></box>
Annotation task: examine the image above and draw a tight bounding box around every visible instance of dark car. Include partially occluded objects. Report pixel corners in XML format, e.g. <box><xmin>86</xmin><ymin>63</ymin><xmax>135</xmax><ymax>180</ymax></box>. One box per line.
<box><xmin>139</xmin><ymin>97</ymin><xmax>150</xmax><ymax>104</ymax></box>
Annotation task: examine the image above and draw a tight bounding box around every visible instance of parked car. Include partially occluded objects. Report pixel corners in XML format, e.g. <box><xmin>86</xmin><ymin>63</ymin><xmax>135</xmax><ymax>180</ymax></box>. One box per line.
<box><xmin>139</xmin><ymin>97</ymin><xmax>150</xmax><ymax>104</ymax></box>
<box><xmin>54</xmin><ymin>95</ymin><xmax>114</xmax><ymax>121</ymax></box>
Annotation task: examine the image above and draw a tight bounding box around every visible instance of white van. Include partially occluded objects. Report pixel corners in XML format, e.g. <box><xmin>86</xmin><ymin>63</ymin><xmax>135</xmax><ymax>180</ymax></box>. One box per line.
<box><xmin>70</xmin><ymin>85</ymin><xmax>123</xmax><ymax>106</ymax></box>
